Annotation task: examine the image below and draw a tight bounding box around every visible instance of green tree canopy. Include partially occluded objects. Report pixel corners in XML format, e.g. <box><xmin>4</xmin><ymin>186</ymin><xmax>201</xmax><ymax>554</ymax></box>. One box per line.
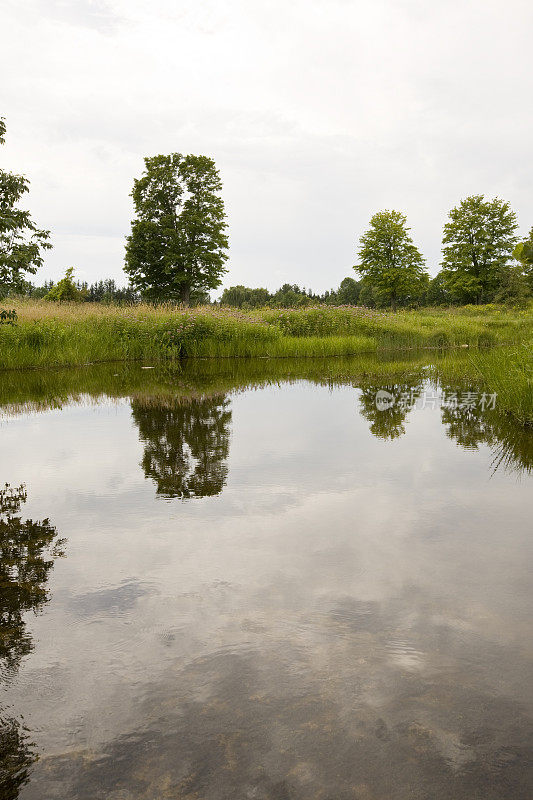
<box><xmin>358</xmin><ymin>278</ymin><xmax>378</xmax><ymax>308</ymax></box>
<box><xmin>0</xmin><ymin>118</ymin><xmax>51</xmax><ymax>296</ymax></box>
<box><xmin>355</xmin><ymin>210</ymin><xmax>427</xmax><ymax>310</ymax></box>
<box><xmin>220</xmin><ymin>285</ymin><xmax>271</xmax><ymax>308</ymax></box>
<box><xmin>336</xmin><ymin>276</ymin><xmax>361</xmax><ymax>305</ymax></box>
<box><xmin>125</xmin><ymin>153</ymin><xmax>228</xmax><ymax>304</ymax></box>
<box><xmin>45</xmin><ymin>267</ymin><xmax>86</xmax><ymax>302</ymax></box>
<box><xmin>493</xmin><ymin>264</ymin><xmax>530</xmax><ymax>307</ymax></box>
<box><xmin>270</xmin><ymin>284</ymin><xmax>311</xmax><ymax>307</ymax></box>
<box><xmin>441</xmin><ymin>195</ymin><xmax>518</xmax><ymax>304</ymax></box>
<box><xmin>427</xmin><ymin>271</ymin><xmax>452</xmax><ymax>305</ymax></box>
<box><xmin>514</xmin><ymin>226</ymin><xmax>533</xmax><ymax>291</ymax></box>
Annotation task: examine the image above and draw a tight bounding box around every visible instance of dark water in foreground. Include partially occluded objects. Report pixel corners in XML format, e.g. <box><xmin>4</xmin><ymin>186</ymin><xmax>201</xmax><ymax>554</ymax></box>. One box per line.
<box><xmin>1</xmin><ymin>358</ymin><xmax>532</xmax><ymax>799</ymax></box>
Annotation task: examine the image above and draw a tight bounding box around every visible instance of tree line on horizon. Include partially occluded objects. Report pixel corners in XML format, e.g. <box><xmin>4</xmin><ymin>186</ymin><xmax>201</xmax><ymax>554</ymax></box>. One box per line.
<box><xmin>222</xmin><ymin>202</ymin><xmax>533</xmax><ymax>310</ymax></box>
<box><xmin>1</xmin><ymin>115</ymin><xmax>533</xmax><ymax>309</ymax></box>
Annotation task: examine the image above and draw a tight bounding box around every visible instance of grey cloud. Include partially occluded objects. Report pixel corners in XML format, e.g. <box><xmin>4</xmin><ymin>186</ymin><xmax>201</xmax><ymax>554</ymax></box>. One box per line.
<box><xmin>1</xmin><ymin>0</ymin><xmax>531</xmax><ymax>290</ymax></box>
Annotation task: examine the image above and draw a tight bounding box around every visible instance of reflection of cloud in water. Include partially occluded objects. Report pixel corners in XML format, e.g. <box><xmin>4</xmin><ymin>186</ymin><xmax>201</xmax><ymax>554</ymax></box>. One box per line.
<box><xmin>25</xmin><ymin>630</ymin><xmax>533</xmax><ymax>800</ymax></box>
<box><xmin>1</xmin><ymin>375</ymin><xmax>532</xmax><ymax>799</ymax></box>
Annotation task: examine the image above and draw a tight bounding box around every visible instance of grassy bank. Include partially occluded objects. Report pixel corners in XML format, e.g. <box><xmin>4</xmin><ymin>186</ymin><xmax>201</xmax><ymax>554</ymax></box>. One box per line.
<box><xmin>472</xmin><ymin>346</ymin><xmax>533</xmax><ymax>427</ymax></box>
<box><xmin>1</xmin><ymin>300</ymin><xmax>532</xmax><ymax>370</ymax></box>
<box><xmin>428</xmin><ymin>346</ymin><xmax>533</xmax><ymax>427</ymax></box>
<box><xmin>1</xmin><ymin>301</ymin><xmax>531</xmax><ymax>426</ymax></box>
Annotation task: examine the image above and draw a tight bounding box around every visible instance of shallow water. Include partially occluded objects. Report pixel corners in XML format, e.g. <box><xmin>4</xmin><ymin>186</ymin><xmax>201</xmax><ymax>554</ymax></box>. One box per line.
<box><xmin>1</xmin><ymin>358</ymin><xmax>532</xmax><ymax>799</ymax></box>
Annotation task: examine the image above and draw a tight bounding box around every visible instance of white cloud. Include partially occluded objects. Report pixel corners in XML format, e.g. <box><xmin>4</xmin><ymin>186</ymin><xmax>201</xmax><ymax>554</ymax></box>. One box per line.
<box><xmin>1</xmin><ymin>0</ymin><xmax>532</xmax><ymax>290</ymax></box>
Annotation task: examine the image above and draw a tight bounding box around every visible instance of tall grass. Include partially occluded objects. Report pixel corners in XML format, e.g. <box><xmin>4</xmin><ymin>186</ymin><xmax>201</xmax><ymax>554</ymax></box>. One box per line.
<box><xmin>258</xmin><ymin>304</ymin><xmax>532</xmax><ymax>348</ymax></box>
<box><xmin>0</xmin><ymin>300</ymin><xmax>531</xmax><ymax>370</ymax></box>
<box><xmin>472</xmin><ymin>345</ymin><xmax>533</xmax><ymax>426</ymax></box>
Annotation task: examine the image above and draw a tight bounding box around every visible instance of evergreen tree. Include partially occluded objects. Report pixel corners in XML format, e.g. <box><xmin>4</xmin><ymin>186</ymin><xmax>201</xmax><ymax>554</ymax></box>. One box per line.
<box><xmin>45</xmin><ymin>267</ymin><xmax>86</xmax><ymax>302</ymax></box>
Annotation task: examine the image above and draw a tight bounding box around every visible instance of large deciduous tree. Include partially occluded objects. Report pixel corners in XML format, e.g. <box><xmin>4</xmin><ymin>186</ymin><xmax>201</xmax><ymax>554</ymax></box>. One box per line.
<box><xmin>440</xmin><ymin>195</ymin><xmax>518</xmax><ymax>304</ymax></box>
<box><xmin>355</xmin><ymin>210</ymin><xmax>427</xmax><ymax>310</ymax></box>
<box><xmin>0</xmin><ymin>118</ymin><xmax>51</xmax><ymax>296</ymax></box>
<box><xmin>124</xmin><ymin>153</ymin><xmax>228</xmax><ymax>304</ymax></box>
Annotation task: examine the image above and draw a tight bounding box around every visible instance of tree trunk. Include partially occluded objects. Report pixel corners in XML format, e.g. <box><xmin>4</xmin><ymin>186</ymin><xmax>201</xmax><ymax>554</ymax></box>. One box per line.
<box><xmin>180</xmin><ymin>283</ymin><xmax>191</xmax><ymax>306</ymax></box>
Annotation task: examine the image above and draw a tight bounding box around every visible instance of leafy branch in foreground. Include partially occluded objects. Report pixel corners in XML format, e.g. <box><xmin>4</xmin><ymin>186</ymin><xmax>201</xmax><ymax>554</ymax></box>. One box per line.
<box><xmin>0</xmin><ymin>118</ymin><xmax>51</xmax><ymax>297</ymax></box>
<box><xmin>514</xmin><ymin>226</ymin><xmax>533</xmax><ymax>292</ymax></box>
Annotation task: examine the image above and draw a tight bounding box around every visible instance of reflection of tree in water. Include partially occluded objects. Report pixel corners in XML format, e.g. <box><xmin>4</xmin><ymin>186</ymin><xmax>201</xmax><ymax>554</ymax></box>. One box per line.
<box><xmin>0</xmin><ymin>486</ymin><xmax>65</xmax><ymax>675</ymax></box>
<box><xmin>0</xmin><ymin>484</ymin><xmax>64</xmax><ymax>798</ymax></box>
<box><xmin>0</xmin><ymin>716</ymin><xmax>36</xmax><ymax>800</ymax></box>
<box><xmin>439</xmin><ymin>387</ymin><xmax>533</xmax><ymax>476</ymax></box>
<box><xmin>131</xmin><ymin>395</ymin><xmax>232</xmax><ymax>499</ymax></box>
<box><xmin>358</xmin><ymin>382</ymin><xmax>423</xmax><ymax>440</ymax></box>
<box><xmin>441</xmin><ymin>401</ymin><xmax>491</xmax><ymax>450</ymax></box>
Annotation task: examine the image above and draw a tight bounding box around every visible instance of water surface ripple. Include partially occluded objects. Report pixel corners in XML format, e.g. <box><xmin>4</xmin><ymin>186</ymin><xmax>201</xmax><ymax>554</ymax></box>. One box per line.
<box><xmin>0</xmin><ymin>358</ymin><xmax>532</xmax><ymax>799</ymax></box>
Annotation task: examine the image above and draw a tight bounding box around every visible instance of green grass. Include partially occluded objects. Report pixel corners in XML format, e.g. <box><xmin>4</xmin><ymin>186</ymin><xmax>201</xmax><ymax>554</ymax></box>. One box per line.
<box><xmin>424</xmin><ymin>346</ymin><xmax>533</xmax><ymax>427</ymax></box>
<box><xmin>1</xmin><ymin>300</ymin><xmax>532</xmax><ymax>370</ymax></box>
<box><xmin>184</xmin><ymin>333</ymin><xmax>377</xmax><ymax>358</ymax></box>
<box><xmin>471</xmin><ymin>345</ymin><xmax>533</xmax><ymax>426</ymax></box>
<box><xmin>257</xmin><ymin>304</ymin><xmax>532</xmax><ymax>348</ymax></box>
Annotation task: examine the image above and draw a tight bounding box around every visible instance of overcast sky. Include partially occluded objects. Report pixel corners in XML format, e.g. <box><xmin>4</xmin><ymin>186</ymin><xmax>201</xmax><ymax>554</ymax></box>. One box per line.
<box><xmin>2</xmin><ymin>0</ymin><xmax>532</xmax><ymax>294</ymax></box>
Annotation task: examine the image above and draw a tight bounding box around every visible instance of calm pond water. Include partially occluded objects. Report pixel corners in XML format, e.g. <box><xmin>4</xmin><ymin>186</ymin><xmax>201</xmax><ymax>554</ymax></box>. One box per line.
<box><xmin>1</xmin><ymin>357</ymin><xmax>532</xmax><ymax>800</ymax></box>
